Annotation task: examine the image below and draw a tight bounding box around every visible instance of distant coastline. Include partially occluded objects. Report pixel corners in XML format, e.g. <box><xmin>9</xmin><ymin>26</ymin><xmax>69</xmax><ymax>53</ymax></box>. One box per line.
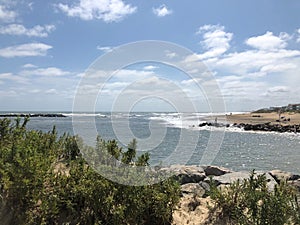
<box><xmin>0</xmin><ymin>113</ymin><xmax>67</xmax><ymax>118</ymax></box>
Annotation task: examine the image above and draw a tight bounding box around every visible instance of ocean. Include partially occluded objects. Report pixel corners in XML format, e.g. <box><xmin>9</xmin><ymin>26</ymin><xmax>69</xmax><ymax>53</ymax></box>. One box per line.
<box><xmin>4</xmin><ymin>112</ymin><xmax>300</xmax><ymax>174</ymax></box>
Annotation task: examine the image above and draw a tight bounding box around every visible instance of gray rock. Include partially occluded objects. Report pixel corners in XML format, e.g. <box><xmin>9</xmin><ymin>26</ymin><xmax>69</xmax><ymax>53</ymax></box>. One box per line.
<box><xmin>204</xmin><ymin>171</ymin><xmax>251</xmax><ymax>185</ymax></box>
<box><xmin>199</xmin><ymin>181</ymin><xmax>210</xmax><ymax>192</ymax></box>
<box><xmin>160</xmin><ymin>165</ymin><xmax>206</xmax><ymax>184</ymax></box>
<box><xmin>204</xmin><ymin>171</ymin><xmax>277</xmax><ymax>191</ymax></box>
<box><xmin>260</xmin><ymin>172</ymin><xmax>278</xmax><ymax>191</ymax></box>
<box><xmin>203</xmin><ymin>165</ymin><xmax>231</xmax><ymax>176</ymax></box>
<box><xmin>269</xmin><ymin>170</ymin><xmax>294</xmax><ymax>183</ymax></box>
<box><xmin>181</xmin><ymin>183</ymin><xmax>205</xmax><ymax>197</ymax></box>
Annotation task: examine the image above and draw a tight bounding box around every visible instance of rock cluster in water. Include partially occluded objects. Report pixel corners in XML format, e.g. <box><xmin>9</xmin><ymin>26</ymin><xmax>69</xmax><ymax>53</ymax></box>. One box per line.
<box><xmin>0</xmin><ymin>113</ymin><xmax>67</xmax><ymax>118</ymax></box>
<box><xmin>199</xmin><ymin>122</ymin><xmax>300</xmax><ymax>133</ymax></box>
<box><xmin>235</xmin><ymin>123</ymin><xmax>300</xmax><ymax>133</ymax></box>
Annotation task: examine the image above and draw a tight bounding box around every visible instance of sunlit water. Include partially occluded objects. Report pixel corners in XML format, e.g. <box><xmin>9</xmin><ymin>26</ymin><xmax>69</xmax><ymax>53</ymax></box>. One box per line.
<box><xmin>8</xmin><ymin>112</ymin><xmax>300</xmax><ymax>174</ymax></box>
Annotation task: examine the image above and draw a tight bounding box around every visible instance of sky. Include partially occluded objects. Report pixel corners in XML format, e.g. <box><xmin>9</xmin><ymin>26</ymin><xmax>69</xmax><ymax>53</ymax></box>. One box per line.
<box><xmin>0</xmin><ymin>0</ymin><xmax>300</xmax><ymax>112</ymax></box>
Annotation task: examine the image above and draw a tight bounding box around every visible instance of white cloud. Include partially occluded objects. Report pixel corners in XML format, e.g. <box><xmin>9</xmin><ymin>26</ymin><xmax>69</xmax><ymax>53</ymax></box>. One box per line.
<box><xmin>45</xmin><ymin>88</ymin><xmax>58</xmax><ymax>94</ymax></box>
<box><xmin>196</xmin><ymin>24</ymin><xmax>233</xmax><ymax>59</ymax></box>
<box><xmin>297</xmin><ymin>28</ymin><xmax>300</xmax><ymax>43</ymax></box>
<box><xmin>260</xmin><ymin>63</ymin><xmax>296</xmax><ymax>74</ymax></box>
<box><xmin>267</xmin><ymin>86</ymin><xmax>289</xmax><ymax>93</ymax></box>
<box><xmin>96</xmin><ymin>46</ymin><xmax>114</xmax><ymax>52</ymax></box>
<box><xmin>56</xmin><ymin>0</ymin><xmax>137</xmax><ymax>22</ymax></box>
<box><xmin>28</xmin><ymin>89</ymin><xmax>41</xmax><ymax>94</ymax></box>
<box><xmin>28</xmin><ymin>2</ymin><xmax>34</xmax><ymax>11</ymax></box>
<box><xmin>245</xmin><ymin>31</ymin><xmax>289</xmax><ymax>50</ymax></box>
<box><xmin>21</xmin><ymin>67</ymin><xmax>71</xmax><ymax>77</ymax></box>
<box><xmin>181</xmin><ymin>24</ymin><xmax>300</xmax><ymax>110</ymax></box>
<box><xmin>214</xmin><ymin>49</ymin><xmax>300</xmax><ymax>76</ymax></box>
<box><xmin>0</xmin><ymin>24</ymin><xmax>55</xmax><ymax>37</ymax></box>
<box><xmin>22</xmin><ymin>63</ymin><xmax>37</xmax><ymax>68</ymax></box>
<box><xmin>153</xmin><ymin>4</ymin><xmax>172</xmax><ymax>17</ymax></box>
<box><xmin>0</xmin><ymin>90</ymin><xmax>17</xmax><ymax>97</ymax></box>
<box><xmin>0</xmin><ymin>72</ymin><xmax>28</xmax><ymax>83</ymax></box>
<box><xmin>143</xmin><ymin>65</ymin><xmax>158</xmax><ymax>70</ymax></box>
<box><xmin>165</xmin><ymin>50</ymin><xmax>177</xmax><ymax>59</ymax></box>
<box><xmin>0</xmin><ymin>43</ymin><xmax>52</xmax><ymax>58</ymax></box>
<box><xmin>0</xmin><ymin>5</ymin><xmax>17</xmax><ymax>22</ymax></box>
<box><xmin>110</xmin><ymin>69</ymin><xmax>155</xmax><ymax>81</ymax></box>
<box><xmin>103</xmin><ymin>81</ymin><xmax>129</xmax><ymax>92</ymax></box>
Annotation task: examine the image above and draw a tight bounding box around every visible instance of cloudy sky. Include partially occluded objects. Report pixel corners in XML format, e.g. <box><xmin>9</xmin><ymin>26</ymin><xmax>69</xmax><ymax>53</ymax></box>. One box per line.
<box><xmin>0</xmin><ymin>0</ymin><xmax>300</xmax><ymax>112</ymax></box>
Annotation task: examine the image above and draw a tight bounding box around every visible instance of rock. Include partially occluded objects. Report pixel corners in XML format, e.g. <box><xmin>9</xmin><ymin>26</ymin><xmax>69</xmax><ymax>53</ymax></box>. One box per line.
<box><xmin>269</xmin><ymin>170</ymin><xmax>294</xmax><ymax>183</ymax></box>
<box><xmin>198</xmin><ymin>122</ymin><xmax>208</xmax><ymax>127</ymax></box>
<box><xmin>204</xmin><ymin>171</ymin><xmax>251</xmax><ymax>185</ymax></box>
<box><xmin>199</xmin><ymin>181</ymin><xmax>210</xmax><ymax>192</ymax></box>
<box><xmin>232</xmin><ymin>122</ymin><xmax>300</xmax><ymax>133</ymax></box>
<box><xmin>288</xmin><ymin>179</ymin><xmax>300</xmax><ymax>192</ymax></box>
<box><xmin>291</xmin><ymin>174</ymin><xmax>300</xmax><ymax>180</ymax></box>
<box><xmin>160</xmin><ymin>165</ymin><xmax>206</xmax><ymax>185</ymax></box>
<box><xmin>181</xmin><ymin>183</ymin><xmax>205</xmax><ymax>197</ymax></box>
<box><xmin>204</xmin><ymin>171</ymin><xmax>277</xmax><ymax>191</ymax></box>
<box><xmin>0</xmin><ymin>113</ymin><xmax>67</xmax><ymax>118</ymax></box>
<box><xmin>203</xmin><ymin>165</ymin><xmax>231</xmax><ymax>176</ymax></box>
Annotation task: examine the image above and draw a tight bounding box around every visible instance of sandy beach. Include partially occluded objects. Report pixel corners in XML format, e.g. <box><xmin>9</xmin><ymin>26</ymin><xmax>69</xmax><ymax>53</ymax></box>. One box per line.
<box><xmin>225</xmin><ymin>112</ymin><xmax>300</xmax><ymax>125</ymax></box>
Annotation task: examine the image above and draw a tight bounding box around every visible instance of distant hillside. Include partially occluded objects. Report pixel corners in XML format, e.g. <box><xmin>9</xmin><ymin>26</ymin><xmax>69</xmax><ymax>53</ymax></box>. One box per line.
<box><xmin>253</xmin><ymin>103</ymin><xmax>300</xmax><ymax>113</ymax></box>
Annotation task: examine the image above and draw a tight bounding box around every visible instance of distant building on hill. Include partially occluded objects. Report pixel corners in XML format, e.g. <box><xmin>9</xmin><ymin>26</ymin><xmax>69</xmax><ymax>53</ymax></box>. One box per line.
<box><xmin>287</xmin><ymin>104</ymin><xmax>300</xmax><ymax>111</ymax></box>
<box><xmin>253</xmin><ymin>103</ymin><xmax>300</xmax><ymax>113</ymax></box>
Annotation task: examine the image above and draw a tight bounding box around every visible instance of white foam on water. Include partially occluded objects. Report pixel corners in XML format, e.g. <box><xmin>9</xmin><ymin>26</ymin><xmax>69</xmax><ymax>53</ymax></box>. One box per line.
<box><xmin>63</xmin><ymin>113</ymin><xmax>108</xmax><ymax>117</ymax></box>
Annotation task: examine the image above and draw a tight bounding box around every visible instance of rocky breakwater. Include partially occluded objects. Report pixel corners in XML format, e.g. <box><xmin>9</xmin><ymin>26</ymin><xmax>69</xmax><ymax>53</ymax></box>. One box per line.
<box><xmin>232</xmin><ymin>122</ymin><xmax>300</xmax><ymax>133</ymax></box>
<box><xmin>199</xmin><ymin>121</ymin><xmax>300</xmax><ymax>133</ymax></box>
<box><xmin>0</xmin><ymin>113</ymin><xmax>67</xmax><ymax>118</ymax></box>
<box><xmin>160</xmin><ymin>165</ymin><xmax>300</xmax><ymax>225</ymax></box>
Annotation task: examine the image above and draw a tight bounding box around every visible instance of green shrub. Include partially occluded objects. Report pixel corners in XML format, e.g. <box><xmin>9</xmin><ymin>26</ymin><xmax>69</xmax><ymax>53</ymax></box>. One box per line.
<box><xmin>0</xmin><ymin>118</ymin><xmax>180</xmax><ymax>225</ymax></box>
<box><xmin>208</xmin><ymin>170</ymin><xmax>300</xmax><ymax>225</ymax></box>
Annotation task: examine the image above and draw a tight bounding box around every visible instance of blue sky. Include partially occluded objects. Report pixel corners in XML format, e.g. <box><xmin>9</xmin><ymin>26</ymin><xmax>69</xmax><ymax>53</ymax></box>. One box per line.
<box><xmin>0</xmin><ymin>0</ymin><xmax>300</xmax><ymax>112</ymax></box>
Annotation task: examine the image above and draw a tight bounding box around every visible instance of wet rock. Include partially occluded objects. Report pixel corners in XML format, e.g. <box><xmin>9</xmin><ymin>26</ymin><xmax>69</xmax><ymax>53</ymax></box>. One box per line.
<box><xmin>233</xmin><ymin>123</ymin><xmax>300</xmax><ymax>133</ymax></box>
<box><xmin>198</xmin><ymin>122</ymin><xmax>208</xmax><ymax>127</ymax></box>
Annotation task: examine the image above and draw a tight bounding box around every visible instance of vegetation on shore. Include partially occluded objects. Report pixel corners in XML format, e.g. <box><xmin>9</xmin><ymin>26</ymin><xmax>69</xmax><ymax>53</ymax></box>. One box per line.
<box><xmin>0</xmin><ymin>117</ymin><xmax>180</xmax><ymax>225</ymax></box>
<box><xmin>208</xmin><ymin>170</ymin><xmax>300</xmax><ymax>225</ymax></box>
<box><xmin>1</xmin><ymin>117</ymin><xmax>300</xmax><ymax>225</ymax></box>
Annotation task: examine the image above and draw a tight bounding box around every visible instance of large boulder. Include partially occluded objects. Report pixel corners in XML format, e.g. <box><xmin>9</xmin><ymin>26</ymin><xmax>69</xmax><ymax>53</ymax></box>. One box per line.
<box><xmin>204</xmin><ymin>171</ymin><xmax>251</xmax><ymax>185</ymax></box>
<box><xmin>203</xmin><ymin>165</ymin><xmax>231</xmax><ymax>176</ymax></box>
<box><xmin>204</xmin><ymin>171</ymin><xmax>277</xmax><ymax>191</ymax></box>
<box><xmin>160</xmin><ymin>165</ymin><xmax>206</xmax><ymax>184</ymax></box>
<box><xmin>269</xmin><ymin>170</ymin><xmax>300</xmax><ymax>183</ymax></box>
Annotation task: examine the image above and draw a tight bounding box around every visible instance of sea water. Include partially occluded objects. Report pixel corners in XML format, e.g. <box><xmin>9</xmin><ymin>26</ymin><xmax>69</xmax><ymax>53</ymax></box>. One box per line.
<box><xmin>6</xmin><ymin>112</ymin><xmax>300</xmax><ymax>174</ymax></box>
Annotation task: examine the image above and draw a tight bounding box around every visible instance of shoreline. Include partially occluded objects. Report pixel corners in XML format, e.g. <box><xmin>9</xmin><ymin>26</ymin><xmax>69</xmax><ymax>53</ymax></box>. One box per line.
<box><xmin>170</xmin><ymin>165</ymin><xmax>300</xmax><ymax>225</ymax></box>
<box><xmin>199</xmin><ymin>112</ymin><xmax>300</xmax><ymax>133</ymax></box>
<box><xmin>226</xmin><ymin>112</ymin><xmax>300</xmax><ymax>125</ymax></box>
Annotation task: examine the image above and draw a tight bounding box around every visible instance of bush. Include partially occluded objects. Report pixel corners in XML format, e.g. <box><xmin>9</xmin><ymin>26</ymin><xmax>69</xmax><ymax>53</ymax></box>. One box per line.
<box><xmin>0</xmin><ymin>118</ymin><xmax>180</xmax><ymax>225</ymax></box>
<box><xmin>208</xmin><ymin>170</ymin><xmax>300</xmax><ymax>225</ymax></box>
